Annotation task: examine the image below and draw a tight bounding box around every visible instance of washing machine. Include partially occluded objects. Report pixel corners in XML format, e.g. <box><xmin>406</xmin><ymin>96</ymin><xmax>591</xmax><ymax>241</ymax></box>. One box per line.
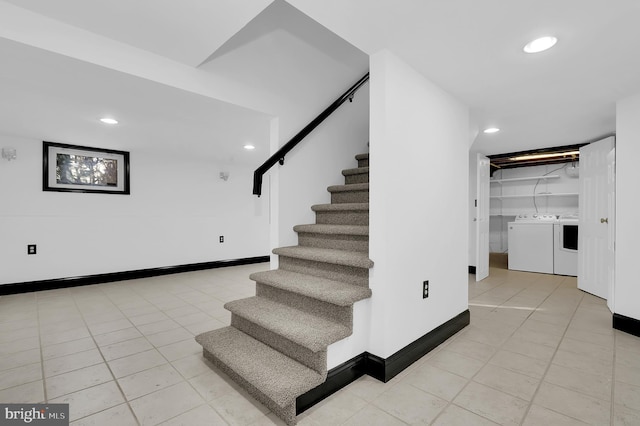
<box><xmin>554</xmin><ymin>213</ymin><xmax>578</xmax><ymax>276</ymax></box>
<box><xmin>508</xmin><ymin>213</ymin><xmax>558</xmax><ymax>274</ymax></box>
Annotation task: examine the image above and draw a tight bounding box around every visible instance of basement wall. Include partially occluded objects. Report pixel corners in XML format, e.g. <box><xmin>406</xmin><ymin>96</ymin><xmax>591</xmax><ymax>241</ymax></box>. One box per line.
<box><xmin>0</xmin><ymin>133</ymin><xmax>270</xmax><ymax>285</ymax></box>
<box><xmin>614</xmin><ymin>91</ymin><xmax>640</xmax><ymax>322</ymax></box>
<box><xmin>364</xmin><ymin>50</ymin><xmax>468</xmax><ymax>360</ymax></box>
<box><xmin>274</xmin><ymin>84</ymin><xmax>370</xmax><ymax>251</ymax></box>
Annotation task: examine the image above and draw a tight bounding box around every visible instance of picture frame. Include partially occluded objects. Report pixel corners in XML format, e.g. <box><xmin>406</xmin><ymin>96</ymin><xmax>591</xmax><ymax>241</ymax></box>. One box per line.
<box><xmin>43</xmin><ymin>141</ymin><xmax>130</xmax><ymax>194</ymax></box>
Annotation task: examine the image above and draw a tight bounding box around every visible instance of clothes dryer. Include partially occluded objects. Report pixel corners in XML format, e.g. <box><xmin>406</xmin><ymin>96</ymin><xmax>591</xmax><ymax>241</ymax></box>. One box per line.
<box><xmin>554</xmin><ymin>213</ymin><xmax>578</xmax><ymax>276</ymax></box>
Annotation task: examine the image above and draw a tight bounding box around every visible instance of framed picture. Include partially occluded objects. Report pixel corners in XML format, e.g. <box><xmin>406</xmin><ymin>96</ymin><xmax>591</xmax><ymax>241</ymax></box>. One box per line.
<box><xmin>43</xmin><ymin>141</ymin><xmax>130</xmax><ymax>194</ymax></box>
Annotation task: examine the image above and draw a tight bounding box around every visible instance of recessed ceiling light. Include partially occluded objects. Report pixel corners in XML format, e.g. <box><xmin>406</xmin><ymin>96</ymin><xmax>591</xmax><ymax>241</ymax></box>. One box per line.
<box><xmin>523</xmin><ymin>36</ymin><xmax>557</xmax><ymax>53</ymax></box>
<box><xmin>483</xmin><ymin>127</ymin><xmax>500</xmax><ymax>134</ymax></box>
<box><xmin>100</xmin><ymin>118</ymin><xmax>118</xmax><ymax>125</ymax></box>
<box><xmin>243</xmin><ymin>144</ymin><xmax>255</xmax><ymax>150</ymax></box>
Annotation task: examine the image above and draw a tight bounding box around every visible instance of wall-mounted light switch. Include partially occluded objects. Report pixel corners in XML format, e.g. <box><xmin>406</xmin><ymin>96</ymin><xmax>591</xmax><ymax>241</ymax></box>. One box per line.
<box><xmin>28</xmin><ymin>244</ymin><xmax>37</xmax><ymax>255</ymax></box>
<box><xmin>423</xmin><ymin>280</ymin><xmax>429</xmax><ymax>299</ymax></box>
<box><xmin>219</xmin><ymin>236</ymin><xmax>224</xmax><ymax>243</ymax></box>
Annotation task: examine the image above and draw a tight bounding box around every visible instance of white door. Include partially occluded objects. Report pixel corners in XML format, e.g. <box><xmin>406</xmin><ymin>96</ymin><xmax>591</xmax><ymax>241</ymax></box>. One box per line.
<box><xmin>475</xmin><ymin>154</ymin><xmax>490</xmax><ymax>281</ymax></box>
<box><xmin>606</xmin><ymin>148</ymin><xmax>616</xmax><ymax>312</ymax></box>
<box><xmin>578</xmin><ymin>137</ymin><xmax>615</xmax><ymax>298</ymax></box>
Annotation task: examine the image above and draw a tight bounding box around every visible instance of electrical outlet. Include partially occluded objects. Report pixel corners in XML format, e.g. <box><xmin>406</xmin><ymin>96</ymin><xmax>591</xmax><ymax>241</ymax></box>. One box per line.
<box><xmin>423</xmin><ymin>280</ymin><xmax>429</xmax><ymax>299</ymax></box>
<box><xmin>28</xmin><ymin>244</ymin><xmax>37</xmax><ymax>255</ymax></box>
<box><xmin>219</xmin><ymin>236</ymin><xmax>224</xmax><ymax>243</ymax></box>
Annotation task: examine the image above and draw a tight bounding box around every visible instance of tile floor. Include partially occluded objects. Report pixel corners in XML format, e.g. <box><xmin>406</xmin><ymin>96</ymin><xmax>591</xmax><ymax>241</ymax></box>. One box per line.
<box><xmin>1</xmin><ymin>259</ymin><xmax>639</xmax><ymax>425</ymax></box>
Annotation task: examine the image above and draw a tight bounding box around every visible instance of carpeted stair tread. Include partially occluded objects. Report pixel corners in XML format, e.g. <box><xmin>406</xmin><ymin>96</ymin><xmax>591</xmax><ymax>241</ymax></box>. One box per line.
<box><xmin>250</xmin><ymin>270</ymin><xmax>372</xmax><ymax>306</ymax></box>
<box><xmin>311</xmin><ymin>202</ymin><xmax>369</xmax><ymax>212</ymax></box>
<box><xmin>225</xmin><ymin>296</ymin><xmax>351</xmax><ymax>351</ymax></box>
<box><xmin>342</xmin><ymin>166</ymin><xmax>369</xmax><ymax>176</ymax></box>
<box><xmin>327</xmin><ymin>183</ymin><xmax>369</xmax><ymax>193</ymax></box>
<box><xmin>273</xmin><ymin>246</ymin><xmax>374</xmax><ymax>269</ymax></box>
<box><xmin>355</xmin><ymin>153</ymin><xmax>369</xmax><ymax>160</ymax></box>
<box><xmin>293</xmin><ymin>224</ymin><xmax>369</xmax><ymax>236</ymax></box>
<box><xmin>195</xmin><ymin>326</ymin><xmax>324</xmax><ymax>408</ymax></box>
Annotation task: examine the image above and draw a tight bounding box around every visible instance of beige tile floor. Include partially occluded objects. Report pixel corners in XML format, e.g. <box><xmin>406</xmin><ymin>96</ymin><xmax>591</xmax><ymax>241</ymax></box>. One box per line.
<box><xmin>1</xmin><ymin>259</ymin><xmax>639</xmax><ymax>425</ymax></box>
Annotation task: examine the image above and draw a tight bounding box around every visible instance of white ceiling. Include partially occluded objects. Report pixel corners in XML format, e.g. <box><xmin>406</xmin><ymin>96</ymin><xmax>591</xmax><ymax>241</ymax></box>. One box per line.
<box><xmin>1</xmin><ymin>0</ymin><xmax>640</xmax><ymax>161</ymax></box>
<box><xmin>288</xmin><ymin>0</ymin><xmax>640</xmax><ymax>155</ymax></box>
<box><xmin>2</xmin><ymin>0</ymin><xmax>273</xmax><ymax>67</ymax></box>
<box><xmin>0</xmin><ymin>36</ymin><xmax>272</xmax><ymax>164</ymax></box>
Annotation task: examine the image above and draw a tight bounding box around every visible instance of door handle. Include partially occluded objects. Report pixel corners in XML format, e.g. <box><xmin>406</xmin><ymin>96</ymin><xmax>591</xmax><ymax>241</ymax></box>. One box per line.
<box><xmin>600</xmin><ymin>218</ymin><xmax>608</xmax><ymax>224</ymax></box>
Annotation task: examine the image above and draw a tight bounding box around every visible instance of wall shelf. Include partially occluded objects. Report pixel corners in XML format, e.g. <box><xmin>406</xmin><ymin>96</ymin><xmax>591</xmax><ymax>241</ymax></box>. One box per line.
<box><xmin>490</xmin><ymin>192</ymin><xmax>578</xmax><ymax>200</ymax></box>
<box><xmin>490</xmin><ymin>175</ymin><xmax>560</xmax><ymax>184</ymax></box>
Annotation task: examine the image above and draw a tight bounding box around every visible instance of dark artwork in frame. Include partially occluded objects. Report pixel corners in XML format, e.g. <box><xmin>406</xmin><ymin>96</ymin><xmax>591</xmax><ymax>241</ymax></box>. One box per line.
<box><xmin>43</xmin><ymin>141</ymin><xmax>130</xmax><ymax>195</ymax></box>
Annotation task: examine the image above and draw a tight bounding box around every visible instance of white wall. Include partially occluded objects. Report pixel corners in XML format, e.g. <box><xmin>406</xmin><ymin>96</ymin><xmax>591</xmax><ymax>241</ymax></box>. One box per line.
<box><xmin>275</xmin><ymin>86</ymin><xmax>370</xmax><ymax>251</ymax></box>
<box><xmin>468</xmin><ymin>151</ymin><xmax>478</xmax><ymax>267</ymax></box>
<box><xmin>364</xmin><ymin>50</ymin><xmax>469</xmax><ymax>359</ymax></box>
<box><xmin>614</xmin><ymin>92</ymin><xmax>640</xmax><ymax>321</ymax></box>
<box><xmin>0</xmin><ymin>133</ymin><xmax>270</xmax><ymax>285</ymax></box>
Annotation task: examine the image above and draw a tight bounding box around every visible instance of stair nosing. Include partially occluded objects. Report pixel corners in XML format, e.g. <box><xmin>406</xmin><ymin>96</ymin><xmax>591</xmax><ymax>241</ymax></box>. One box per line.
<box><xmin>327</xmin><ymin>183</ymin><xmax>369</xmax><ymax>193</ymax></box>
<box><xmin>250</xmin><ymin>270</ymin><xmax>372</xmax><ymax>306</ymax></box>
<box><xmin>225</xmin><ymin>296</ymin><xmax>351</xmax><ymax>351</ymax></box>
<box><xmin>311</xmin><ymin>202</ymin><xmax>369</xmax><ymax>212</ymax></box>
<box><xmin>342</xmin><ymin>167</ymin><xmax>370</xmax><ymax>176</ymax></box>
<box><xmin>272</xmin><ymin>245</ymin><xmax>374</xmax><ymax>269</ymax></box>
<box><xmin>293</xmin><ymin>224</ymin><xmax>369</xmax><ymax>236</ymax></box>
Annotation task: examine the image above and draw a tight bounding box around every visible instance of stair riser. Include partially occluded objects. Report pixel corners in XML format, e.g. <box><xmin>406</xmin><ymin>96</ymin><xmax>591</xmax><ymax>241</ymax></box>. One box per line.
<box><xmin>278</xmin><ymin>256</ymin><xmax>370</xmax><ymax>287</ymax></box>
<box><xmin>201</xmin><ymin>348</ymin><xmax>298</xmax><ymax>425</ymax></box>
<box><xmin>315</xmin><ymin>211</ymin><xmax>369</xmax><ymax>226</ymax></box>
<box><xmin>256</xmin><ymin>283</ymin><xmax>353</xmax><ymax>327</ymax></box>
<box><xmin>357</xmin><ymin>158</ymin><xmax>369</xmax><ymax>168</ymax></box>
<box><xmin>344</xmin><ymin>173</ymin><xmax>369</xmax><ymax>185</ymax></box>
<box><xmin>331</xmin><ymin>190</ymin><xmax>369</xmax><ymax>204</ymax></box>
<box><xmin>297</xmin><ymin>232</ymin><xmax>368</xmax><ymax>253</ymax></box>
<box><xmin>231</xmin><ymin>315</ymin><xmax>327</xmax><ymax>375</ymax></box>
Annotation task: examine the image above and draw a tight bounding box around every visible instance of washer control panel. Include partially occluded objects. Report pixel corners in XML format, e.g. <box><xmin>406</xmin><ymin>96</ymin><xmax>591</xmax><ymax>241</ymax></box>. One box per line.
<box><xmin>515</xmin><ymin>213</ymin><xmax>559</xmax><ymax>222</ymax></box>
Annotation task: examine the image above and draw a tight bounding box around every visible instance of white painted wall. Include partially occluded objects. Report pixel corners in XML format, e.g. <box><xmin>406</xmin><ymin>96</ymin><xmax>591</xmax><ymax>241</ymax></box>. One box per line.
<box><xmin>614</xmin><ymin>92</ymin><xmax>640</xmax><ymax>321</ymax></box>
<box><xmin>275</xmin><ymin>86</ymin><xmax>370</xmax><ymax>251</ymax></box>
<box><xmin>468</xmin><ymin>151</ymin><xmax>478</xmax><ymax>268</ymax></box>
<box><xmin>364</xmin><ymin>50</ymin><xmax>469</xmax><ymax>359</ymax></box>
<box><xmin>0</xmin><ymin>133</ymin><xmax>270</xmax><ymax>285</ymax></box>
<box><xmin>194</xmin><ymin>1</ymin><xmax>371</xmax><ymax>255</ymax></box>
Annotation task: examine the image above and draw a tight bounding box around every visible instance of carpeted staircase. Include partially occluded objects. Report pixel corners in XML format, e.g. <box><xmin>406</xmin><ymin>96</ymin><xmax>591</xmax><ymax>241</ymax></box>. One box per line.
<box><xmin>196</xmin><ymin>152</ymin><xmax>373</xmax><ymax>425</ymax></box>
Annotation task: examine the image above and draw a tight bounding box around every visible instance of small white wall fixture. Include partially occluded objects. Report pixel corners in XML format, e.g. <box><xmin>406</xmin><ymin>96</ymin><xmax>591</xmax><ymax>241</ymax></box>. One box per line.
<box><xmin>1</xmin><ymin>147</ymin><xmax>16</xmax><ymax>161</ymax></box>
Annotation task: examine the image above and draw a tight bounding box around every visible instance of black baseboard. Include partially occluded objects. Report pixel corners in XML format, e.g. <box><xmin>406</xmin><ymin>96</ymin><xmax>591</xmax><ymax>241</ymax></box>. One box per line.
<box><xmin>0</xmin><ymin>256</ymin><xmax>270</xmax><ymax>296</ymax></box>
<box><xmin>468</xmin><ymin>266</ymin><xmax>476</xmax><ymax>274</ymax></box>
<box><xmin>296</xmin><ymin>353</ymin><xmax>368</xmax><ymax>414</ymax></box>
<box><xmin>613</xmin><ymin>313</ymin><xmax>640</xmax><ymax>338</ymax></box>
<box><xmin>296</xmin><ymin>309</ymin><xmax>470</xmax><ymax>413</ymax></box>
<box><xmin>366</xmin><ymin>309</ymin><xmax>471</xmax><ymax>382</ymax></box>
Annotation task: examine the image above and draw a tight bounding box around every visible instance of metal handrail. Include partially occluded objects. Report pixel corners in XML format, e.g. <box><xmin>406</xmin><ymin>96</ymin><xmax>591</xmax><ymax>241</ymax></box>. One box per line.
<box><xmin>252</xmin><ymin>72</ymin><xmax>370</xmax><ymax>196</ymax></box>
